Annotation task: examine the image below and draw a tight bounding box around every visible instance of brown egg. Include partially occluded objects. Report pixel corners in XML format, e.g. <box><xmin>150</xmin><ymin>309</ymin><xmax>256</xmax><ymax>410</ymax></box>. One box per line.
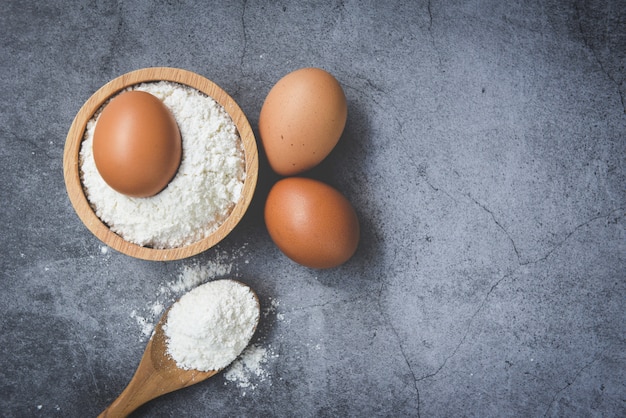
<box><xmin>93</xmin><ymin>90</ymin><xmax>182</xmax><ymax>197</ymax></box>
<box><xmin>259</xmin><ymin>68</ymin><xmax>347</xmax><ymax>176</ymax></box>
<box><xmin>264</xmin><ymin>177</ymin><xmax>359</xmax><ymax>269</ymax></box>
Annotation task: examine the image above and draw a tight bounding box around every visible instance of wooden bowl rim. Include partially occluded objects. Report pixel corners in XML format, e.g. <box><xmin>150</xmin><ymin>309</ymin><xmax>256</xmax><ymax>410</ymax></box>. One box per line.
<box><xmin>63</xmin><ymin>67</ymin><xmax>258</xmax><ymax>261</ymax></box>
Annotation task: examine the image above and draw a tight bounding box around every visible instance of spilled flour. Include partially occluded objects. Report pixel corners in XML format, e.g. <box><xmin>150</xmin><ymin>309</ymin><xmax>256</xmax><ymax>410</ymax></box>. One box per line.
<box><xmin>129</xmin><ymin>246</ymin><xmax>280</xmax><ymax>393</ymax></box>
<box><xmin>224</xmin><ymin>345</ymin><xmax>270</xmax><ymax>392</ymax></box>
<box><xmin>223</xmin><ymin>298</ymin><xmax>281</xmax><ymax>393</ymax></box>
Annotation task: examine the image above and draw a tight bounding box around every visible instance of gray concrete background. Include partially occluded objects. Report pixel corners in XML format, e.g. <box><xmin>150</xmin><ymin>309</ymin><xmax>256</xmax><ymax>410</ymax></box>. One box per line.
<box><xmin>1</xmin><ymin>0</ymin><xmax>624</xmax><ymax>417</ymax></box>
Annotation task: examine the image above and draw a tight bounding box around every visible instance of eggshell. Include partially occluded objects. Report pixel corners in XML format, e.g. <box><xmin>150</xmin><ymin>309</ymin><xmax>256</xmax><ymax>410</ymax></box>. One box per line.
<box><xmin>93</xmin><ymin>90</ymin><xmax>182</xmax><ymax>197</ymax></box>
<box><xmin>264</xmin><ymin>177</ymin><xmax>359</xmax><ymax>269</ymax></box>
<box><xmin>259</xmin><ymin>68</ymin><xmax>347</xmax><ymax>176</ymax></box>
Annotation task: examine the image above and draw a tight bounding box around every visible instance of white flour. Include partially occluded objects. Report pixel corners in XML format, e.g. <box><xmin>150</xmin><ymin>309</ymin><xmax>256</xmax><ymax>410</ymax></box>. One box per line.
<box><xmin>164</xmin><ymin>279</ymin><xmax>259</xmax><ymax>371</ymax></box>
<box><xmin>168</xmin><ymin>261</ymin><xmax>232</xmax><ymax>293</ymax></box>
<box><xmin>80</xmin><ymin>81</ymin><xmax>245</xmax><ymax>249</ymax></box>
<box><xmin>131</xmin><ymin>253</ymin><xmax>237</xmax><ymax>339</ymax></box>
<box><xmin>223</xmin><ymin>345</ymin><xmax>269</xmax><ymax>390</ymax></box>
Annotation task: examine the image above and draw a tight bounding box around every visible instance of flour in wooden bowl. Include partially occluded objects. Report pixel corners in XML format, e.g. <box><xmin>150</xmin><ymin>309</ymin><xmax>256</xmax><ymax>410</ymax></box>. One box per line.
<box><xmin>79</xmin><ymin>81</ymin><xmax>245</xmax><ymax>249</ymax></box>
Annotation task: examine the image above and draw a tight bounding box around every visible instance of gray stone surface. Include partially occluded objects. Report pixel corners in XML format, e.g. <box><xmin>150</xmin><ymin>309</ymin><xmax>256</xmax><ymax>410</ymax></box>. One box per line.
<box><xmin>1</xmin><ymin>0</ymin><xmax>624</xmax><ymax>417</ymax></box>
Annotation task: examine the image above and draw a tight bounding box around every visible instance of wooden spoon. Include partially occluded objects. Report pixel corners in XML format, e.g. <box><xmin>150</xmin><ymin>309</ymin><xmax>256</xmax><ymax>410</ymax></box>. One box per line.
<box><xmin>99</xmin><ymin>282</ymin><xmax>259</xmax><ymax>417</ymax></box>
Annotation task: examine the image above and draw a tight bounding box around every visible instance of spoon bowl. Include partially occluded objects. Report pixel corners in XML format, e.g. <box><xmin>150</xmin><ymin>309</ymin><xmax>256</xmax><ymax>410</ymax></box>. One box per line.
<box><xmin>99</xmin><ymin>281</ymin><xmax>259</xmax><ymax>417</ymax></box>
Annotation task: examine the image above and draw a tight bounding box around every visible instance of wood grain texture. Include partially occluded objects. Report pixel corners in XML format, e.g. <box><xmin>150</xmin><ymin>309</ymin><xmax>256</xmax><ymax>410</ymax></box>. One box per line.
<box><xmin>63</xmin><ymin>67</ymin><xmax>258</xmax><ymax>261</ymax></box>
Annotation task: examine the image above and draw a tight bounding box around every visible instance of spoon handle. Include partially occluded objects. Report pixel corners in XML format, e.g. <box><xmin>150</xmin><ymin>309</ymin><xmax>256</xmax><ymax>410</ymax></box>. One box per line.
<box><xmin>98</xmin><ymin>343</ymin><xmax>164</xmax><ymax>418</ymax></box>
<box><xmin>98</xmin><ymin>327</ymin><xmax>219</xmax><ymax>418</ymax></box>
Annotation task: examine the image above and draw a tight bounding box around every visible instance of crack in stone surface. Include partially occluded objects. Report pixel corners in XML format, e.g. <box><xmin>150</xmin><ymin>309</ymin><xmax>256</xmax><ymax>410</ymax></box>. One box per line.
<box><xmin>426</xmin><ymin>0</ymin><xmax>443</xmax><ymax>69</ymax></box>
<box><xmin>542</xmin><ymin>349</ymin><xmax>606</xmax><ymax>417</ymax></box>
<box><xmin>239</xmin><ymin>0</ymin><xmax>249</xmax><ymax>75</ymax></box>
<box><xmin>531</xmin><ymin>208</ymin><xmax>624</xmax><ymax>265</ymax></box>
<box><xmin>284</xmin><ymin>295</ymin><xmax>365</xmax><ymax>314</ymax></box>
<box><xmin>410</xmin><ymin>200</ymin><xmax>623</xmax><ymax>396</ymax></box>
<box><xmin>468</xmin><ymin>195</ymin><xmax>522</xmax><ymax>263</ymax></box>
<box><xmin>468</xmin><ymin>195</ymin><xmax>624</xmax><ymax>268</ymax></box>
<box><xmin>345</xmin><ymin>75</ymin><xmax>458</xmax><ymax>209</ymax></box>
<box><xmin>376</xmin><ymin>277</ymin><xmax>421</xmax><ymax>418</ymax></box>
<box><xmin>416</xmin><ymin>268</ymin><xmax>518</xmax><ymax>383</ymax></box>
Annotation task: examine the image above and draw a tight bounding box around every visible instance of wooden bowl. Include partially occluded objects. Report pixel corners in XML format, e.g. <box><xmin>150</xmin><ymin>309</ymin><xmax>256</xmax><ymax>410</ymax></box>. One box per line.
<box><xmin>63</xmin><ymin>67</ymin><xmax>258</xmax><ymax>261</ymax></box>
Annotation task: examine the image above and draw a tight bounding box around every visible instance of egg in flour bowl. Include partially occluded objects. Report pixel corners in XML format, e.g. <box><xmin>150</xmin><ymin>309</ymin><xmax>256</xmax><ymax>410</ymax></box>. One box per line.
<box><xmin>63</xmin><ymin>68</ymin><xmax>258</xmax><ymax>261</ymax></box>
<box><xmin>259</xmin><ymin>67</ymin><xmax>347</xmax><ymax>176</ymax></box>
<box><xmin>93</xmin><ymin>90</ymin><xmax>182</xmax><ymax>198</ymax></box>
